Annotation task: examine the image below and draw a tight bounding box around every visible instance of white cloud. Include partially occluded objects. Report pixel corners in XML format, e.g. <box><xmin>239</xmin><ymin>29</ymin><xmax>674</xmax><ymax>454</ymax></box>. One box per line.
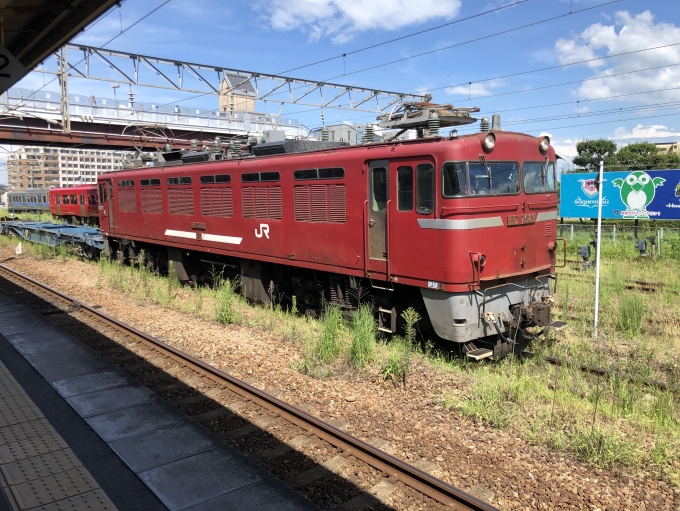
<box><xmin>446</xmin><ymin>79</ymin><xmax>504</xmax><ymax>98</ymax></box>
<box><xmin>254</xmin><ymin>0</ymin><xmax>462</xmax><ymax>43</ymax></box>
<box><xmin>554</xmin><ymin>10</ymin><xmax>680</xmax><ymax>102</ymax></box>
<box><xmin>613</xmin><ymin>123</ymin><xmax>679</xmax><ymax>140</ymax></box>
<box><xmin>552</xmin><ymin>139</ymin><xmax>579</xmax><ymax>159</ymax></box>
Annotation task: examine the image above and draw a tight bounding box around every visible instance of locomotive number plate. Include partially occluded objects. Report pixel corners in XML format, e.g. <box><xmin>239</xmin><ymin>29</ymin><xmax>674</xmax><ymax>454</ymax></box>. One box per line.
<box><xmin>191</xmin><ymin>222</ymin><xmax>206</xmax><ymax>231</ymax></box>
<box><xmin>507</xmin><ymin>214</ymin><xmax>537</xmax><ymax>226</ymax></box>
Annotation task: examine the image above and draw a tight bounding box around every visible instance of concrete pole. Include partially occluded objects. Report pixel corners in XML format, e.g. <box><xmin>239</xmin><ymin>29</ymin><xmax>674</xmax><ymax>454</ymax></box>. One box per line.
<box><xmin>594</xmin><ymin>158</ymin><xmax>604</xmax><ymax>339</ymax></box>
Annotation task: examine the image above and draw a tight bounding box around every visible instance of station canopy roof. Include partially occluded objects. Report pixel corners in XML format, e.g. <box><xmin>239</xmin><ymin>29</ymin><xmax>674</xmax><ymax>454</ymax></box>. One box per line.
<box><xmin>2</xmin><ymin>0</ymin><xmax>118</xmax><ymax>85</ymax></box>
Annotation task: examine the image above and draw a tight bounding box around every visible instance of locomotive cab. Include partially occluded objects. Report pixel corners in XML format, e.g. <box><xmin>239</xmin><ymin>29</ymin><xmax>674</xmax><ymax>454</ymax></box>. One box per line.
<box><xmin>411</xmin><ymin>131</ymin><xmax>561</xmax><ymax>357</ymax></box>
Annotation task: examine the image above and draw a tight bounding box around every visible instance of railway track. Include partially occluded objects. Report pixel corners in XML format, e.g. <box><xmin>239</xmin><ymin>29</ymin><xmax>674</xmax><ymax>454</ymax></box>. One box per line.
<box><xmin>0</xmin><ymin>264</ymin><xmax>497</xmax><ymax>511</ymax></box>
<box><xmin>542</xmin><ymin>355</ymin><xmax>674</xmax><ymax>393</ymax></box>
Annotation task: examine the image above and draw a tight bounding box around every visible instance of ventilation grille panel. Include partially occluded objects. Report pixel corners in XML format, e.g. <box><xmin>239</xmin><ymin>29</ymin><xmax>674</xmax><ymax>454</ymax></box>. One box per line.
<box><xmin>294</xmin><ymin>184</ymin><xmax>346</xmax><ymax>223</ymax></box>
<box><xmin>141</xmin><ymin>189</ymin><xmax>162</xmax><ymax>214</ymax></box>
<box><xmin>168</xmin><ymin>188</ymin><xmax>194</xmax><ymax>216</ymax></box>
<box><xmin>242</xmin><ymin>186</ymin><xmax>281</xmax><ymax>220</ymax></box>
<box><xmin>200</xmin><ymin>188</ymin><xmax>233</xmax><ymax>217</ymax></box>
<box><xmin>118</xmin><ymin>189</ymin><xmax>137</xmax><ymax>212</ymax></box>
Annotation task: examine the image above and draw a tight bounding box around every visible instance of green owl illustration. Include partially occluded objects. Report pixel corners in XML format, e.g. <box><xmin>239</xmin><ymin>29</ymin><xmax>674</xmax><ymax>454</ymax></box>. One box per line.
<box><xmin>612</xmin><ymin>171</ymin><xmax>665</xmax><ymax>216</ymax></box>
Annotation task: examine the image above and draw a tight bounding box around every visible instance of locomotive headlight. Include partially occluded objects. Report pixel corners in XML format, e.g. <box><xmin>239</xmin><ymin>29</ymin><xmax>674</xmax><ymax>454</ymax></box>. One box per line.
<box><xmin>539</xmin><ymin>136</ymin><xmax>550</xmax><ymax>154</ymax></box>
<box><xmin>483</xmin><ymin>133</ymin><xmax>496</xmax><ymax>152</ymax></box>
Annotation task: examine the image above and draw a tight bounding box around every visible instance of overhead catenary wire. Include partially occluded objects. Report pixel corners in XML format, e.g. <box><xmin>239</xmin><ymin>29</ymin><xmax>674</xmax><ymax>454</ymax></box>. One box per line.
<box><xmin>409</xmin><ymin>41</ymin><xmax>680</xmax><ymax>97</ymax></box>
<box><xmin>46</xmin><ymin>0</ymin><xmax>532</xmax><ymax>114</ymax></box>
<box><xmin>297</xmin><ymin>84</ymin><xmax>680</xmax><ymax>131</ymax></box>
<box><xmin>14</xmin><ymin>0</ymin><xmax>625</xmax><ymax>132</ymax></box>
<box><xmin>27</xmin><ymin>0</ymin><xmax>172</xmax><ymax>97</ymax></box>
<box><xmin>263</xmin><ymin>0</ymin><xmax>624</xmax><ymax>102</ymax></box>
<box><xmin>276</xmin><ymin>0</ymin><xmax>530</xmax><ymax>75</ymax></box>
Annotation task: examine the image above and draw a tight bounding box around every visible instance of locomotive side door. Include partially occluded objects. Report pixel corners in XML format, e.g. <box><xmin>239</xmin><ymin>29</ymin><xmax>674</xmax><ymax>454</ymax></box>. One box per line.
<box><xmin>55</xmin><ymin>194</ymin><xmax>61</xmax><ymax>216</ymax></box>
<box><xmin>367</xmin><ymin>160</ymin><xmax>389</xmax><ymax>277</ymax></box>
<box><xmin>80</xmin><ymin>194</ymin><xmax>86</xmax><ymax>218</ymax></box>
<box><xmin>98</xmin><ymin>181</ymin><xmax>113</xmax><ymax>233</ymax></box>
<box><xmin>106</xmin><ymin>179</ymin><xmax>115</xmax><ymax>231</ymax></box>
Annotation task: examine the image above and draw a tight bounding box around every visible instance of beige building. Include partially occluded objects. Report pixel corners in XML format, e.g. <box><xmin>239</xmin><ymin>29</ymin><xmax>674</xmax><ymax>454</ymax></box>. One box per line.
<box><xmin>218</xmin><ymin>74</ymin><xmax>256</xmax><ymax>113</ymax></box>
<box><xmin>654</xmin><ymin>142</ymin><xmax>679</xmax><ymax>155</ymax></box>
<box><xmin>6</xmin><ymin>146</ymin><xmax>130</xmax><ymax>191</ymax></box>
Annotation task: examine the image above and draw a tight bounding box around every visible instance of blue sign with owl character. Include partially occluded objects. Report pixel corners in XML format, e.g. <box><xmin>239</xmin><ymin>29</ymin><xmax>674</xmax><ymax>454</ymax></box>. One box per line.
<box><xmin>560</xmin><ymin>169</ymin><xmax>680</xmax><ymax>219</ymax></box>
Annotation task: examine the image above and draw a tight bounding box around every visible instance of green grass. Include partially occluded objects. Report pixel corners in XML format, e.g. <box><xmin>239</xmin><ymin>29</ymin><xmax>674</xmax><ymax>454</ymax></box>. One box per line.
<box><xmin>349</xmin><ymin>304</ymin><xmax>376</xmax><ymax>368</ymax></box>
<box><xmin>617</xmin><ymin>293</ymin><xmax>647</xmax><ymax>336</ymax></box>
<box><xmin>380</xmin><ymin>336</ymin><xmax>412</xmax><ymax>386</ymax></box>
<box><xmin>316</xmin><ymin>305</ymin><xmax>343</xmax><ymax>363</ymax></box>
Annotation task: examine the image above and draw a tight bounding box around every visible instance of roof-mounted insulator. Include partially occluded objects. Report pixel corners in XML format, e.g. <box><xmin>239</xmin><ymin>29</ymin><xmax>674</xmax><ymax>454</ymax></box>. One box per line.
<box><xmin>228</xmin><ymin>140</ymin><xmax>239</xmax><ymax>158</ymax></box>
<box><xmin>428</xmin><ymin>111</ymin><xmax>440</xmax><ymax>137</ymax></box>
<box><xmin>480</xmin><ymin>117</ymin><xmax>489</xmax><ymax>132</ymax></box>
<box><xmin>321</xmin><ymin>126</ymin><xmax>329</xmax><ymax>142</ymax></box>
<box><xmin>362</xmin><ymin>124</ymin><xmax>375</xmax><ymax>144</ymax></box>
<box><xmin>190</xmin><ymin>139</ymin><xmax>198</xmax><ymax>151</ymax></box>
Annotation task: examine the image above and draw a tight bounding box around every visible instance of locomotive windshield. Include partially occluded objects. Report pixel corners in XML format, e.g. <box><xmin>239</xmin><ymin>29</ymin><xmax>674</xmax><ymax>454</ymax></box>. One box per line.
<box><xmin>523</xmin><ymin>162</ymin><xmax>556</xmax><ymax>193</ymax></box>
<box><xmin>442</xmin><ymin>162</ymin><xmax>467</xmax><ymax>196</ymax></box>
<box><xmin>469</xmin><ymin>162</ymin><xmax>519</xmax><ymax>195</ymax></box>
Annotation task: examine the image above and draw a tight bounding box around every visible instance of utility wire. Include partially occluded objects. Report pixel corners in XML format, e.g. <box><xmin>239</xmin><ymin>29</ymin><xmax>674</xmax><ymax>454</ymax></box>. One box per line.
<box><xmin>77</xmin><ymin>0</ymin><xmax>128</xmax><ymax>36</ymax></box>
<box><xmin>412</xmin><ymin>41</ymin><xmax>680</xmax><ymax>96</ymax></box>
<box><xmin>22</xmin><ymin>0</ymin><xmax>624</xmax><ymax>130</ymax></box>
<box><xmin>452</xmin><ymin>62</ymin><xmax>680</xmax><ymax>103</ymax></box>
<box><xmin>264</xmin><ymin>0</ymin><xmax>623</xmax><ymax>101</ymax></box>
<box><xmin>28</xmin><ymin>0</ymin><xmax>172</xmax><ymax>97</ymax></box>
<box><xmin>78</xmin><ymin>0</ymin><xmax>533</xmax><ymax>112</ymax></box>
<box><xmin>276</xmin><ymin>0</ymin><xmax>530</xmax><ymax>75</ymax></box>
<box><xmin>86</xmin><ymin>38</ymin><xmax>676</xmax><ymax>133</ymax></box>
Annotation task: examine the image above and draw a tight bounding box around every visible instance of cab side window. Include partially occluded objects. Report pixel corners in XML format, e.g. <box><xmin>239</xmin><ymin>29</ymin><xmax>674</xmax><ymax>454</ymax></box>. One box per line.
<box><xmin>416</xmin><ymin>164</ymin><xmax>434</xmax><ymax>214</ymax></box>
<box><xmin>442</xmin><ymin>162</ymin><xmax>468</xmax><ymax>197</ymax></box>
<box><xmin>397</xmin><ymin>166</ymin><xmax>413</xmax><ymax>211</ymax></box>
<box><xmin>371</xmin><ymin>167</ymin><xmax>387</xmax><ymax>212</ymax></box>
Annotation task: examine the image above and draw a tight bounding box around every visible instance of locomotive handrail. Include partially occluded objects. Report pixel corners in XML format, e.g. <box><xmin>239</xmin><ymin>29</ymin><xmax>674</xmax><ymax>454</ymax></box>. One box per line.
<box><xmin>469</xmin><ymin>251</ymin><xmax>482</xmax><ymax>289</ymax></box>
<box><xmin>555</xmin><ymin>237</ymin><xmax>567</xmax><ymax>268</ymax></box>
<box><xmin>440</xmin><ymin>203</ymin><xmax>517</xmax><ymax>216</ymax></box>
<box><xmin>362</xmin><ymin>200</ymin><xmax>369</xmax><ymax>274</ymax></box>
<box><xmin>386</xmin><ymin>199</ymin><xmax>391</xmax><ymax>281</ymax></box>
<box><xmin>527</xmin><ymin>200</ymin><xmax>558</xmax><ymax>210</ymax></box>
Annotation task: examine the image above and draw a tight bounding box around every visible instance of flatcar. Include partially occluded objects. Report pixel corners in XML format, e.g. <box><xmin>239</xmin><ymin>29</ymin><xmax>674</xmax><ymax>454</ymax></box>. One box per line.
<box><xmin>6</xmin><ymin>188</ymin><xmax>50</xmax><ymax>216</ymax></box>
<box><xmin>97</xmin><ymin>114</ymin><xmax>563</xmax><ymax>358</ymax></box>
<box><xmin>49</xmin><ymin>185</ymin><xmax>99</xmax><ymax>226</ymax></box>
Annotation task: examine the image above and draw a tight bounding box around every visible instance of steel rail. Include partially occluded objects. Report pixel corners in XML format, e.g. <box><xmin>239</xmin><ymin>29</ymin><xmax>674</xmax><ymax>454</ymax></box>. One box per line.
<box><xmin>0</xmin><ymin>263</ymin><xmax>497</xmax><ymax>511</ymax></box>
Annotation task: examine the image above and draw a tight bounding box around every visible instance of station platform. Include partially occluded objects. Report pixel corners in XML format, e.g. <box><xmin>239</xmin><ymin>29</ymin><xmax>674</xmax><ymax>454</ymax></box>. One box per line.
<box><xmin>0</xmin><ymin>289</ymin><xmax>319</xmax><ymax>511</ymax></box>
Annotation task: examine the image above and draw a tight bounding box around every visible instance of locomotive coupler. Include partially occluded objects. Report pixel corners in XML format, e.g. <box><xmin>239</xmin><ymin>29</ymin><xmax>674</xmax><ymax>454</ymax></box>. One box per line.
<box><xmin>510</xmin><ymin>301</ymin><xmax>551</xmax><ymax>328</ymax></box>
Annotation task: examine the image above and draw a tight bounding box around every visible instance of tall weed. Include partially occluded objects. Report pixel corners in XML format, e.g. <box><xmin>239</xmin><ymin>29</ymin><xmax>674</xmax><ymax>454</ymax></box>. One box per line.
<box><xmin>349</xmin><ymin>304</ymin><xmax>376</xmax><ymax>368</ymax></box>
<box><xmin>216</xmin><ymin>278</ymin><xmax>240</xmax><ymax>324</ymax></box>
<box><xmin>617</xmin><ymin>294</ymin><xmax>646</xmax><ymax>336</ymax></box>
<box><xmin>316</xmin><ymin>305</ymin><xmax>342</xmax><ymax>363</ymax></box>
<box><xmin>380</xmin><ymin>337</ymin><xmax>412</xmax><ymax>386</ymax></box>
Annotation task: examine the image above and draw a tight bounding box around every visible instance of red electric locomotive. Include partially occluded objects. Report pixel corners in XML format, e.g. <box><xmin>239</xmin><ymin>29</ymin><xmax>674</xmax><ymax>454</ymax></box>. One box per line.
<box><xmin>50</xmin><ymin>185</ymin><xmax>100</xmax><ymax>226</ymax></box>
<box><xmin>98</xmin><ymin>110</ymin><xmax>564</xmax><ymax>358</ymax></box>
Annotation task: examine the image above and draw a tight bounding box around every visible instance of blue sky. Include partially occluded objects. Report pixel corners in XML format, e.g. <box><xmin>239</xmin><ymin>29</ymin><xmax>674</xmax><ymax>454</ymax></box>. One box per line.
<box><xmin>9</xmin><ymin>0</ymin><xmax>680</xmax><ymax>174</ymax></box>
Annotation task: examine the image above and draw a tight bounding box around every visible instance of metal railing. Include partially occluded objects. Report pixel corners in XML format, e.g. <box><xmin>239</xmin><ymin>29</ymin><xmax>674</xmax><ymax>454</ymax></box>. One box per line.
<box><xmin>1</xmin><ymin>88</ymin><xmax>307</xmax><ymax>138</ymax></box>
<box><xmin>558</xmin><ymin>223</ymin><xmax>680</xmax><ymax>258</ymax></box>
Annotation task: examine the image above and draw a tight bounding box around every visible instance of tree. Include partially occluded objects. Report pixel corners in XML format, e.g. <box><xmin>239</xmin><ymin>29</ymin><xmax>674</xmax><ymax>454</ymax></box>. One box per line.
<box><xmin>613</xmin><ymin>141</ymin><xmax>680</xmax><ymax>170</ymax></box>
<box><xmin>571</xmin><ymin>139</ymin><xmax>618</xmax><ymax>172</ymax></box>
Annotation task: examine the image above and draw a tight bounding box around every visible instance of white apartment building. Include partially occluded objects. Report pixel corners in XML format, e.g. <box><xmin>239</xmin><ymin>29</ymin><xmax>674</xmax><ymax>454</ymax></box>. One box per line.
<box><xmin>6</xmin><ymin>146</ymin><xmax>134</xmax><ymax>190</ymax></box>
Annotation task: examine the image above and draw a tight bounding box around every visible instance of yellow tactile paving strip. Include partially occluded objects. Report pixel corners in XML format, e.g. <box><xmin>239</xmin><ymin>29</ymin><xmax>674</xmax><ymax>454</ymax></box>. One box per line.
<box><xmin>0</xmin><ymin>360</ymin><xmax>118</xmax><ymax>511</ymax></box>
